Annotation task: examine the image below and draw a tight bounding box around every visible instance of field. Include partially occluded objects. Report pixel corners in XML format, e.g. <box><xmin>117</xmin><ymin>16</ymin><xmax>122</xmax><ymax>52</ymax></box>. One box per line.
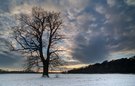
<box><xmin>0</xmin><ymin>74</ymin><xmax>135</xmax><ymax>86</ymax></box>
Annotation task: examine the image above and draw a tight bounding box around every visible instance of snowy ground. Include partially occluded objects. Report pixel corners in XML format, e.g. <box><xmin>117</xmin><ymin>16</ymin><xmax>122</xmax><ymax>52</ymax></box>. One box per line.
<box><xmin>0</xmin><ymin>74</ymin><xmax>135</xmax><ymax>86</ymax></box>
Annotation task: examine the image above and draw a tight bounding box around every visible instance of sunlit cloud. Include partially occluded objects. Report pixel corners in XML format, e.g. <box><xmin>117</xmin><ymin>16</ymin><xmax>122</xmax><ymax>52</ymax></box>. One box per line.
<box><xmin>60</xmin><ymin>64</ymin><xmax>89</xmax><ymax>70</ymax></box>
<box><xmin>125</xmin><ymin>0</ymin><xmax>135</xmax><ymax>5</ymax></box>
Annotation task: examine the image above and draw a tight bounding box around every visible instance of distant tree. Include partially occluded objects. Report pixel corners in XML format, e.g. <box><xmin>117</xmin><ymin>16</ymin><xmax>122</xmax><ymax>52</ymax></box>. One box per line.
<box><xmin>102</xmin><ymin>60</ymin><xmax>108</xmax><ymax>64</ymax></box>
<box><xmin>12</xmin><ymin>7</ymin><xmax>65</xmax><ymax>77</ymax></box>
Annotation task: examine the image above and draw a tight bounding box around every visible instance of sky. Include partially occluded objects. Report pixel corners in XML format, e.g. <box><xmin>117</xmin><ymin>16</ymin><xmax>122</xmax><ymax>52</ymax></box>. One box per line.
<box><xmin>0</xmin><ymin>0</ymin><xmax>135</xmax><ymax>69</ymax></box>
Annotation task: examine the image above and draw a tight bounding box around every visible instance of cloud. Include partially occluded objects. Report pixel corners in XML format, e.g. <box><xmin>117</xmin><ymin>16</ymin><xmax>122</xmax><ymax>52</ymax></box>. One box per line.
<box><xmin>71</xmin><ymin>0</ymin><xmax>135</xmax><ymax>63</ymax></box>
<box><xmin>0</xmin><ymin>0</ymin><xmax>135</xmax><ymax>67</ymax></box>
<box><xmin>95</xmin><ymin>4</ymin><xmax>106</xmax><ymax>14</ymax></box>
<box><xmin>0</xmin><ymin>51</ymin><xmax>24</xmax><ymax>67</ymax></box>
<box><xmin>72</xmin><ymin>33</ymin><xmax>109</xmax><ymax>63</ymax></box>
<box><xmin>0</xmin><ymin>0</ymin><xmax>11</xmax><ymax>13</ymax></box>
<box><xmin>0</xmin><ymin>37</ymin><xmax>24</xmax><ymax>68</ymax></box>
<box><xmin>107</xmin><ymin>0</ymin><xmax>116</xmax><ymax>7</ymax></box>
<box><xmin>125</xmin><ymin>0</ymin><xmax>135</xmax><ymax>6</ymax></box>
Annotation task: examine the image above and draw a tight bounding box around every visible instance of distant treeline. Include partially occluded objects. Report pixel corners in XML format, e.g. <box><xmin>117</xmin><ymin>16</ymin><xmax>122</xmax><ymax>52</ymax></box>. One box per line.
<box><xmin>0</xmin><ymin>69</ymin><xmax>61</xmax><ymax>74</ymax></box>
<box><xmin>67</xmin><ymin>56</ymin><xmax>135</xmax><ymax>74</ymax></box>
<box><xmin>0</xmin><ymin>69</ymin><xmax>37</xmax><ymax>74</ymax></box>
<box><xmin>0</xmin><ymin>69</ymin><xmax>6</xmax><ymax>73</ymax></box>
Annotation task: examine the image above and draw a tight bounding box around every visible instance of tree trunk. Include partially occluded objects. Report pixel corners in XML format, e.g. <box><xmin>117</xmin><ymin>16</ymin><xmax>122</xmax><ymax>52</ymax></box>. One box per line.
<box><xmin>42</xmin><ymin>60</ymin><xmax>49</xmax><ymax>77</ymax></box>
<box><xmin>38</xmin><ymin>36</ymin><xmax>50</xmax><ymax>77</ymax></box>
<box><xmin>39</xmin><ymin>46</ymin><xmax>49</xmax><ymax>77</ymax></box>
<box><xmin>40</xmin><ymin>53</ymin><xmax>49</xmax><ymax>77</ymax></box>
<box><xmin>42</xmin><ymin>35</ymin><xmax>51</xmax><ymax>77</ymax></box>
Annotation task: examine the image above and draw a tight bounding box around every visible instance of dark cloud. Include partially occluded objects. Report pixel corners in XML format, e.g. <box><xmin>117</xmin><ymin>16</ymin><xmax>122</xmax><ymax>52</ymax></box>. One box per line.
<box><xmin>0</xmin><ymin>0</ymin><xmax>43</xmax><ymax>13</ymax></box>
<box><xmin>0</xmin><ymin>37</ymin><xmax>24</xmax><ymax>67</ymax></box>
<box><xmin>72</xmin><ymin>34</ymin><xmax>108</xmax><ymax>63</ymax></box>
<box><xmin>0</xmin><ymin>51</ymin><xmax>24</xmax><ymax>67</ymax></box>
<box><xmin>0</xmin><ymin>0</ymin><xmax>11</xmax><ymax>12</ymax></box>
<box><xmin>72</xmin><ymin>0</ymin><xmax>135</xmax><ymax>63</ymax></box>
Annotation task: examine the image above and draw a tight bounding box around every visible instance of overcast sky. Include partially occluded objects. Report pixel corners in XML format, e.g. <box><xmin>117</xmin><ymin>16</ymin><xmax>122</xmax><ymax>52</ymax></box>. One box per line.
<box><xmin>0</xmin><ymin>0</ymin><xmax>135</xmax><ymax>68</ymax></box>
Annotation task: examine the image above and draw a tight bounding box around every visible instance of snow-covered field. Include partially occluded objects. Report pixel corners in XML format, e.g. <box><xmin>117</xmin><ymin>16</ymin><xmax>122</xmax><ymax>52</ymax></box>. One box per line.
<box><xmin>0</xmin><ymin>74</ymin><xmax>135</xmax><ymax>86</ymax></box>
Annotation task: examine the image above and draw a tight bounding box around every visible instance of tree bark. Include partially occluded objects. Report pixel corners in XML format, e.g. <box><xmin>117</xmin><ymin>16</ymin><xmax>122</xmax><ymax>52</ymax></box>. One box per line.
<box><xmin>39</xmin><ymin>51</ymin><xmax>49</xmax><ymax>77</ymax></box>
<box><xmin>39</xmin><ymin>52</ymin><xmax>48</xmax><ymax>77</ymax></box>
<box><xmin>43</xmin><ymin>60</ymin><xmax>49</xmax><ymax>77</ymax></box>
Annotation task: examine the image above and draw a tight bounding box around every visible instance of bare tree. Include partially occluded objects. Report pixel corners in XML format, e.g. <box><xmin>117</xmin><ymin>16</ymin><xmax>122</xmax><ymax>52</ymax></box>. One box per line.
<box><xmin>12</xmin><ymin>7</ymin><xmax>65</xmax><ymax>77</ymax></box>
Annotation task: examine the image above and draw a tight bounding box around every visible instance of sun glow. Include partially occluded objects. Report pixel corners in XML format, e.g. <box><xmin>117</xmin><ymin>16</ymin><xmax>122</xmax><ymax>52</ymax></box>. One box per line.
<box><xmin>60</xmin><ymin>64</ymin><xmax>89</xmax><ymax>69</ymax></box>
